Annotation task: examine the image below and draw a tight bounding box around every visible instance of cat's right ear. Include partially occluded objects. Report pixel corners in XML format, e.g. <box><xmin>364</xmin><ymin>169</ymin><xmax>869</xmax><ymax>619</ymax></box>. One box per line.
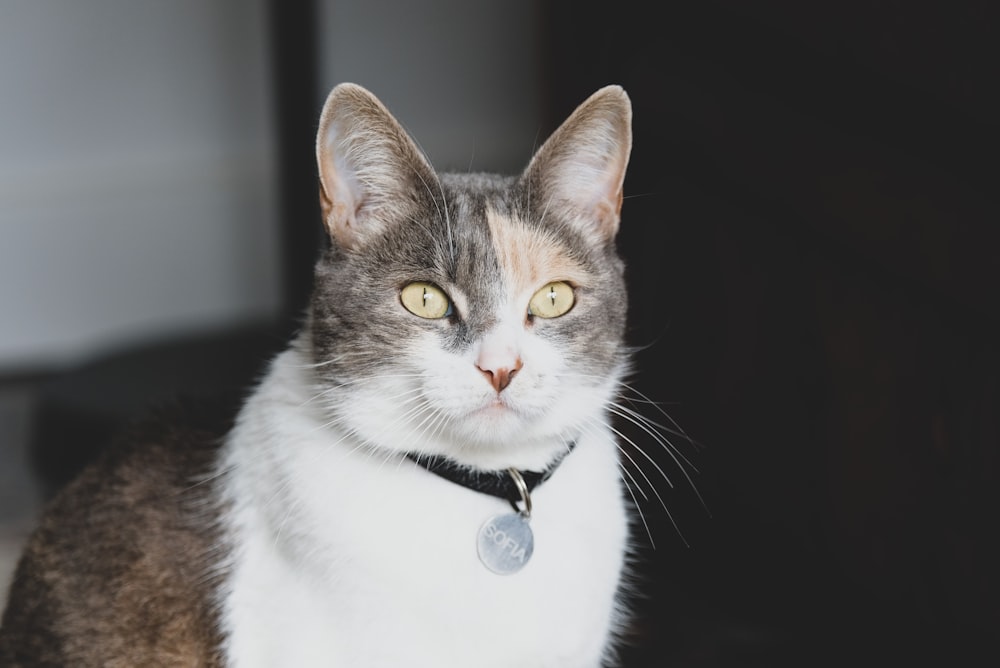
<box><xmin>316</xmin><ymin>83</ymin><xmax>437</xmax><ymax>249</ymax></box>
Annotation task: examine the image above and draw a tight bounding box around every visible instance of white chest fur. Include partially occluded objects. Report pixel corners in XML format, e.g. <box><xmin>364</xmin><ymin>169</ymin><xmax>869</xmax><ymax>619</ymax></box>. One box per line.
<box><xmin>217</xmin><ymin>350</ymin><xmax>630</xmax><ymax>668</ymax></box>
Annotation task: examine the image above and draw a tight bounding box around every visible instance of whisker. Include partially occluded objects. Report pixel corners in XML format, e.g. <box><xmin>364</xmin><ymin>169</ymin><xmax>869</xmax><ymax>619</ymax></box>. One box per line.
<box><xmin>619</xmin><ymin>466</ymin><xmax>656</xmax><ymax>550</ymax></box>
<box><xmin>615</xmin><ymin>380</ymin><xmax>701</xmax><ymax>449</ymax></box>
<box><xmin>405</xmin><ymin>145</ymin><xmax>454</xmax><ymax>263</ymax></box>
<box><xmin>608</xmin><ymin>405</ymin><xmax>709</xmax><ymax>515</ymax></box>
<box><xmin>613</xmin><ymin>405</ymin><xmax>699</xmax><ymax>466</ymax></box>
<box><xmin>604</xmin><ymin>417</ymin><xmax>675</xmax><ymax>491</ymax></box>
<box><xmin>616</xmin><ymin>439</ymin><xmax>690</xmax><ymax>548</ymax></box>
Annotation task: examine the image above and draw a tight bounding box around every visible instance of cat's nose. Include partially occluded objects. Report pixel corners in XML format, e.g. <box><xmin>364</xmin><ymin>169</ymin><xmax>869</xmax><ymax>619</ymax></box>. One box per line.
<box><xmin>476</xmin><ymin>357</ymin><xmax>523</xmax><ymax>393</ymax></box>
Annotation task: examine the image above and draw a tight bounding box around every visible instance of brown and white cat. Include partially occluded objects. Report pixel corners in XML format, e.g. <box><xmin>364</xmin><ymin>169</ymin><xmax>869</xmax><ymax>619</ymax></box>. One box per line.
<box><xmin>1</xmin><ymin>82</ymin><xmax>641</xmax><ymax>666</ymax></box>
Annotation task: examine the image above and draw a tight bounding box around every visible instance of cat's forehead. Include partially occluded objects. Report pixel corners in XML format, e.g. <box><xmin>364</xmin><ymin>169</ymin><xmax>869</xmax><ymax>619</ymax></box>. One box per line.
<box><xmin>483</xmin><ymin>207</ymin><xmax>590</xmax><ymax>294</ymax></box>
<box><xmin>437</xmin><ymin>179</ymin><xmax>595</xmax><ymax>289</ymax></box>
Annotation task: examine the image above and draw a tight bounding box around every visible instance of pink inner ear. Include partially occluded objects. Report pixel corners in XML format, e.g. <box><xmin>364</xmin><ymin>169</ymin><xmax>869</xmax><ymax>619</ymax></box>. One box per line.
<box><xmin>320</xmin><ymin>148</ymin><xmax>367</xmax><ymax>243</ymax></box>
<box><xmin>330</xmin><ymin>200</ymin><xmax>356</xmax><ymax>236</ymax></box>
<box><xmin>558</xmin><ymin>157</ymin><xmax>627</xmax><ymax>238</ymax></box>
<box><xmin>592</xmin><ymin>186</ymin><xmax>624</xmax><ymax>231</ymax></box>
<box><xmin>591</xmin><ymin>175</ymin><xmax>624</xmax><ymax>214</ymax></box>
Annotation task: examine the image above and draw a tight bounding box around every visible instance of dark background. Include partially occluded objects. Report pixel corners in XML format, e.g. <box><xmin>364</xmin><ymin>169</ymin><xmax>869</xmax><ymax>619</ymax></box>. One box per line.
<box><xmin>537</xmin><ymin>1</ymin><xmax>999</xmax><ymax>666</ymax></box>
<box><xmin>17</xmin><ymin>1</ymin><xmax>1000</xmax><ymax>666</ymax></box>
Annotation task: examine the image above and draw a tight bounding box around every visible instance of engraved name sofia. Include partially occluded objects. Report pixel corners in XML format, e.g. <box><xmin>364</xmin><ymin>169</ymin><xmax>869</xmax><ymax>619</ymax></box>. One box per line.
<box><xmin>482</xmin><ymin>520</ymin><xmax>528</xmax><ymax>562</ymax></box>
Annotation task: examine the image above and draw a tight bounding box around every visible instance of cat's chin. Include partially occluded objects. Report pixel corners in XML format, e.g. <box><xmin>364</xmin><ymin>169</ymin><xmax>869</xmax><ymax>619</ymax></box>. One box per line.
<box><xmin>462</xmin><ymin>404</ymin><xmax>527</xmax><ymax>438</ymax></box>
<box><xmin>463</xmin><ymin>403</ymin><xmax>530</xmax><ymax>441</ymax></box>
<box><xmin>442</xmin><ymin>400</ymin><xmax>566</xmax><ymax>456</ymax></box>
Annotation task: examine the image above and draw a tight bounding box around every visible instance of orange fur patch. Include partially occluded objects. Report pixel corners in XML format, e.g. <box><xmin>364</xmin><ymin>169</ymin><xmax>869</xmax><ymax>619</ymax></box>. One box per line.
<box><xmin>486</xmin><ymin>209</ymin><xmax>589</xmax><ymax>299</ymax></box>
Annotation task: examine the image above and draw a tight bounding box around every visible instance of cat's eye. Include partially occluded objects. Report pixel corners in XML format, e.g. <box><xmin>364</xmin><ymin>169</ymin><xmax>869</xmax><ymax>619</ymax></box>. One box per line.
<box><xmin>400</xmin><ymin>282</ymin><xmax>453</xmax><ymax>319</ymax></box>
<box><xmin>528</xmin><ymin>282</ymin><xmax>575</xmax><ymax>319</ymax></box>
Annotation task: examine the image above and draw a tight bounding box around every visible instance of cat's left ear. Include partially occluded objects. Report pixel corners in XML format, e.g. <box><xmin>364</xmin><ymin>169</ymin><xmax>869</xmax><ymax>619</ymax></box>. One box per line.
<box><xmin>523</xmin><ymin>85</ymin><xmax>632</xmax><ymax>242</ymax></box>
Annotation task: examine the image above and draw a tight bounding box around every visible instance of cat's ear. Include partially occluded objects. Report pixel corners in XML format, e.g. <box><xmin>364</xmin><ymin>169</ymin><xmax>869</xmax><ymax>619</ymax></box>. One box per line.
<box><xmin>316</xmin><ymin>83</ymin><xmax>437</xmax><ymax>249</ymax></box>
<box><xmin>523</xmin><ymin>85</ymin><xmax>632</xmax><ymax>241</ymax></box>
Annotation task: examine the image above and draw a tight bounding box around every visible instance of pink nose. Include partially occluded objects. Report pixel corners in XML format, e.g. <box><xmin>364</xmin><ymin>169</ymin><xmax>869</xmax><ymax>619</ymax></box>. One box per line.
<box><xmin>476</xmin><ymin>357</ymin><xmax>523</xmax><ymax>393</ymax></box>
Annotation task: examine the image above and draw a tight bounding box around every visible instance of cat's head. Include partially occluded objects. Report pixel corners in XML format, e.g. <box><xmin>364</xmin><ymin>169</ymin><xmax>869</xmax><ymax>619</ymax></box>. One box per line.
<box><xmin>307</xmin><ymin>83</ymin><xmax>632</xmax><ymax>470</ymax></box>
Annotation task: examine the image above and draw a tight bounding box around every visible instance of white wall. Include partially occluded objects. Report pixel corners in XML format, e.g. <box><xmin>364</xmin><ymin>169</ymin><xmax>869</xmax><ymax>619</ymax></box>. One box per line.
<box><xmin>0</xmin><ymin>0</ymin><xmax>280</xmax><ymax>371</ymax></box>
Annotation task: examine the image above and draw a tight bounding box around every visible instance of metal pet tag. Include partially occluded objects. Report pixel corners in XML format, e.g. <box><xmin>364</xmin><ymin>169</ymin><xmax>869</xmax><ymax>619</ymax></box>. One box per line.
<box><xmin>477</xmin><ymin>468</ymin><xmax>534</xmax><ymax>575</ymax></box>
<box><xmin>478</xmin><ymin>512</ymin><xmax>534</xmax><ymax>575</ymax></box>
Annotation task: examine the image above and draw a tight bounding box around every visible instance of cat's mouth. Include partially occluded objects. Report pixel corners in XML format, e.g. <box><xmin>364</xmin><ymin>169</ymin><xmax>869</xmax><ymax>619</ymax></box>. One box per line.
<box><xmin>470</xmin><ymin>393</ymin><xmax>546</xmax><ymax>425</ymax></box>
<box><xmin>466</xmin><ymin>393</ymin><xmax>527</xmax><ymax>424</ymax></box>
<box><xmin>478</xmin><ymin>396</ymin><xmax>513</xmax><ymax>415</ymax></box>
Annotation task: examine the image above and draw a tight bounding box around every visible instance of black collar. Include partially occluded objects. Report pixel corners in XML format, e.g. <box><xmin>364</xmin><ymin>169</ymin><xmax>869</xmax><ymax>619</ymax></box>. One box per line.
<box><xmin>405</xmin><ymin>443</ymin><xmax>576</xmax><ymax>506</ymax></box>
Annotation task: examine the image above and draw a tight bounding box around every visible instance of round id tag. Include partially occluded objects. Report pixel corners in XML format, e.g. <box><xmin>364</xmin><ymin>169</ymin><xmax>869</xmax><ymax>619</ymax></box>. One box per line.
<box><xmin>477</xmin><ymin>512</ymin><xmax>534</xmax><ymax>575</ymax></box>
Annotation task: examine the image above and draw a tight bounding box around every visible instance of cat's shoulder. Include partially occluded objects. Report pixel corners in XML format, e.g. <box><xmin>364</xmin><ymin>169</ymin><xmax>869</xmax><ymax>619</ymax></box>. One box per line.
<box><xmin>0</xmin><ymin>396</ymin><xmax>236</xmax><ymax>666</ymax></box>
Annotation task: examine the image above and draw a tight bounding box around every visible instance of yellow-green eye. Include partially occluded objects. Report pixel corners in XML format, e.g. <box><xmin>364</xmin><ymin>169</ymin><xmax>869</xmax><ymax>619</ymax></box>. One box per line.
<box><xmin>528</xmin><ymin>281</ymin><xmax>575</xmax><ymax>318</ymax></box>
<box><xmin>400</xmin><ymin>282</ymin><xmax>453</xmax><ymax>319</ymax></box>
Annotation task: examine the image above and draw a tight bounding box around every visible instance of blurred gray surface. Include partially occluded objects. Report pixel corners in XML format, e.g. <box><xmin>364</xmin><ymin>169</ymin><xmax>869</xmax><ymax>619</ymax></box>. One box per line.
<box><xmin>0</xmin><ymin>381</ymin><xmax>43</xmax><ymax>603</ymax></box>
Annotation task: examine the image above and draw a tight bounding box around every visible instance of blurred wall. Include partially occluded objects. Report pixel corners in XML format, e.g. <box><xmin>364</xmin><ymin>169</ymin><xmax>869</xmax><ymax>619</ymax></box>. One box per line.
<box><xmin>0</xmin><ymin>0</ymin><xmax>280</xmax><ymax>372</ymax></box>
<box><xmin>317</xmin><ymin>0</ymin><xmax>542</xmax><ymax>175</ymax></box>
<box><xmin>0</xmin><ymin>0</ymin><xmax>544</xmax><ymax>374</ymax></box>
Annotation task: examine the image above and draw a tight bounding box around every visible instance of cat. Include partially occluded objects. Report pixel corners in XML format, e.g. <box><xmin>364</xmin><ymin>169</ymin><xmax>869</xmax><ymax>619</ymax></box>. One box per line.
<box><xmin>1</xmin><ymin>82</ymin><xmax>644</xmax><ymax>667</ymax></box>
